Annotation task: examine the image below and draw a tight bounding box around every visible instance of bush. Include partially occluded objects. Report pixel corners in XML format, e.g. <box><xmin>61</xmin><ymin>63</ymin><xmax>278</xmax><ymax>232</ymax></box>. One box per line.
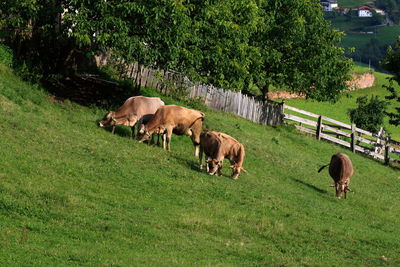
<box><xmin>348</xmin><ymin>95</ymin><xmax>388</xmax><ymax>133</ymax></box>
<box><xmin>0</xmin><ymin>44</ymin><xmax>13</xmax><ymax>67</ymax></box>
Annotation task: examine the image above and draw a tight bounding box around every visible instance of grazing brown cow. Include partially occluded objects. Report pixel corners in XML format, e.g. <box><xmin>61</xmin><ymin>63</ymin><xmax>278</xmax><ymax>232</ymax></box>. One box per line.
<box><xmin>318</xmin><ymin>153</ymin><xmax>354</xmax><ymax>199</ymax></box>
<box><xmin>98</xmin><ymin>96</ymin><xmax>164</xmax><ymax>138</ymax></box>
<box><xmin>138</xmin><ymin>105</ymin><xmax>204</xmax><ymax>156</ymax></box>
<box><xmin>199</xmin><ymin>130</ymin><xmax>246</xmax><ymax>179</ymax></box>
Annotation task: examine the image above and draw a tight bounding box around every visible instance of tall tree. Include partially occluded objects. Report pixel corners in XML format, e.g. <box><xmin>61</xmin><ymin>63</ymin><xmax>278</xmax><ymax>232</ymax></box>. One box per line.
<box><xmin>0</xmin><ymin>0</ymin><xmax>69</xmax><ymax>76</ymax></box>
<box><xmin>381</xmin><ymin>38</ymin><xmax>400</xmax><ymax>125</ymax></box>
<box><xmin>1</xmin><ymin>0</ymin><xmax>351</xmax><ymax>102</ymax></box>
<box><xmin>249</xmin><ymin>0</ymin><xmax>352</xmax><ymax>101</ymax></box>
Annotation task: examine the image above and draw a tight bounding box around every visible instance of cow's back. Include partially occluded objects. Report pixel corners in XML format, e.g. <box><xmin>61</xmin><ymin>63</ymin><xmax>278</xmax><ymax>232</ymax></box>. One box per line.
<box><xmin>200</xmin><ymin>131</ymin><xmax>221</xmax><ymax>158</ymax></box>
<box><xmin>215</xmin><ymin>132</ymin><xmax>239</xmax><ymax>156</ymax></box>
<box><xmin>133</xmin><ymin>96</ymin><xmax>164</xmax><ymax>119</ymax></box>
<box><xmin>115</xmin><ymin>96</ymin><xmax>164</xmax><ymax>118</ymax></box>
<box><xmin>156</xmin><ymin>105</ymin><xmax>203</xmax><ymax>128</ymax></box>
<box><xmin>329</xmin><ymin>153</ymin><xmax>353</xmax><ymax>182</ymax></box>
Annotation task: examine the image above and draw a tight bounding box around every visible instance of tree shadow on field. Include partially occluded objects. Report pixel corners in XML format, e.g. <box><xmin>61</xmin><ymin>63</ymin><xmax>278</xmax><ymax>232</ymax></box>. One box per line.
<box><xmin>46</xmin><ymin>74</ymin><xmax>140</xmax><ymax>108</ymax></box>
<box><xmin>291</xmin><ymin>178</ymin><xmax>328</xmax><ymax>194</ymax></box>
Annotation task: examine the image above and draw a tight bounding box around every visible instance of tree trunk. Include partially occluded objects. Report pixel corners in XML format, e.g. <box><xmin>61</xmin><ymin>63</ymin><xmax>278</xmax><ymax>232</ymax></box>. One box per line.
<box><xmin>260</xmin><ymin>84</ymin><xmax>270</xmax><ymax>103</ymax></box>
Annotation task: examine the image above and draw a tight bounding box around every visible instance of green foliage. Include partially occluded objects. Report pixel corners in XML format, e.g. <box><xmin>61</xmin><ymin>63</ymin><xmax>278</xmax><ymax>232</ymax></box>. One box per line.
<box><xmin>1</xmin><ymin>0</ymin><xmax>351</xmax><ymax>103</ymax></box>
<box><xmin>249</xmin><ymin>0</ymin><xmax>352</xmax><ymax>101</ymax></box>
<box><xmin>376</xmin><ymin>0</ymin><xmax>400</xmax><ymax>24</ymax></box>
<box><xmin>183</xmin><ymin>0</ymin><xmax>260</xmax><ymax>90</ymax></box>
<box><xmin>348</xmin><ymin>95</ymin><xmax>388</xmax><ymax>132</ymax></box>
<box><xmin>381</xmin><ymin>38</ymin><xmax>400</xmax><ymax>126</ymax></box>
<box><xmin>339</xmin><ymin>0</ymin><xmax>370</xmax><ymax>8</ymax></box>
<box><xmin>1</xmin><ymin>63</ymin><xmax>400</xmax><ymax>266</ymax></box>
<box><xmin>0</xmin><ymin>0</ymin><xmax>75</xmax><ymax>81</ymax></box>
<box><xmin>285</xmin><ymin>64</ymin><xmax>400</xmax><ymax>139</ymax></box>
<box><xmin>0</xmin><ymin>44</ymin><xmax>13</xmax><ymax>67</ymax></box>
<box><xmin>347</xmin><ymin>38</ymin><xmax>390</xmax><ymax>70</ymax></box>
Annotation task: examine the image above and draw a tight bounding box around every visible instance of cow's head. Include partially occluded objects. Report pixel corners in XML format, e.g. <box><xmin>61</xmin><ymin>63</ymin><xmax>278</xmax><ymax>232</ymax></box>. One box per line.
<box><xmin>333</xmin><ymin>181</ymin><xmax>348</xmax><ymax>199</ymax></box>
<box><xmin>138</xmin><ymin>129</ymin><xmax>151</xmax><ymax>142</ymax></box>
<box><xmin>98</xmin><ymin>111</ymin><xmax>116</xmax><ymax>127</ymax></box>
<box><xmin>206</xmin><ymin>159</ymin><xmax>221</xmax><ymax>175</ymax></box>
<box><xmin>229</xmin><ymin>165</ymin><xmax>247</xmax><ymax>180</ymax></box>
<box><xmin>138</xmin><ymin>124</ymin><xmax>146</xmax><ymax>135</ymax></box>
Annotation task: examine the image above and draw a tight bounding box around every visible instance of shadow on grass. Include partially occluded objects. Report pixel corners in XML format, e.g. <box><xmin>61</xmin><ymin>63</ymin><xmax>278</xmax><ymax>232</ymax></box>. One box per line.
<box><xmin>170</xmin><ymin>152</ymin><xmax>199</xmax><ymax>172</ymax></box>
<box><xmin>95</xmin><ymin>120</ymin><xmax>133</xmax><ymax>138</ymax></box>
<box><xmin>170</xmin><ymin>152</ymin><xmax>235</xmax><ymax>180</ymax></box>
<box><xmin>292</xmin><ymin>178</ymin><xmax>328</xmax><ymax>194</ymax></box>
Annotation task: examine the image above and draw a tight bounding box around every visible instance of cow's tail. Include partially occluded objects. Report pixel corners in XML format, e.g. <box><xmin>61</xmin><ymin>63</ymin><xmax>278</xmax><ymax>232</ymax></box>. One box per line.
<box><xmin>188</xmin><ymin>113</ymin><xmax>205</xmax><ymax>129</ymax></box>
<box><xmin>199</xmin><ymin>112</ymin><xmax>205</xmax><ymax>121</ymax></box>
<box><xmin>318</xmin><ymin>164</ymin><xmax>329</xmax><ymax>173</ymax></box>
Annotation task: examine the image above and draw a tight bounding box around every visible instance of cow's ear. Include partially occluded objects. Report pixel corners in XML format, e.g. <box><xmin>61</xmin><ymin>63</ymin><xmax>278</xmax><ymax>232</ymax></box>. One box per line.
<box><xmin>112</xmin><ymin>116</ymin><xmax>117</xmax><ymax>122</ymax></box>
<box><xmin>229</xmin><ymin>165</ymin><xmax>234</xmax><ymax>169</ymax></box>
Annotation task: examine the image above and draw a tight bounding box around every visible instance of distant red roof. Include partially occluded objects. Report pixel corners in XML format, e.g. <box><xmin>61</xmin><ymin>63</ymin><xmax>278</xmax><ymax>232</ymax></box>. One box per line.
<box><xmin>358</xmin><ymin>5</ymin><xmax>374</xmax><ymax>10</ymax></box>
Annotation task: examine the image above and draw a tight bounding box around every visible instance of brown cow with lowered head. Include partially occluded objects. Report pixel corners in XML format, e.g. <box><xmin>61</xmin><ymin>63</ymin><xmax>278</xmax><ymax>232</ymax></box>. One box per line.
<box><xmin>138</xmin><ymin>105</ymin><xmax>204</xmax><ymax>156</ymax></box>
<box><xmin>98</xmin><ymin>96</ymin><xmax>164</xmax><ymax>138</ymax></box>
<box><xmin>199</xmin><ymin>130</ymin><xmax>247</xmax><ymax>179</ymax></box>
<box><xmin>318</xmin><ymin>153</ymin><xmax>354</xmax><ymax>199</ymax></box>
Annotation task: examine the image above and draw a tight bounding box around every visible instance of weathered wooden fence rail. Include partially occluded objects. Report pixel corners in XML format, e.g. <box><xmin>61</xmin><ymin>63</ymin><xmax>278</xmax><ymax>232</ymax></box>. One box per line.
<box><xmin>188</xmin><ymin>84</ymin><xmax>284</xmax><ymax>126</ymax></box>
<box><xmin>284</xmin><ymin>104</ymin><xmax>400</xmax><ymax>165</ymax></box>
<box><xmin>96</xmin><ymin>56</ymin><xmax>400</xmax><ymax>165</ymax></box>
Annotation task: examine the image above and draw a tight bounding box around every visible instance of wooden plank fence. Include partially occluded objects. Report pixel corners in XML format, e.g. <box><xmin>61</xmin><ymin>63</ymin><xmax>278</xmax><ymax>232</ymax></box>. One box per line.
<box><xmin>95</xmin><ymin>55</ymin><xmax>400</xmax><ymax>165</ymax></box>
<box><xmin>284</xmin><ymin>104</ymin><xmax>400</xmax><ymax>165</ymax></box>
<box><xmin>187</xmin><ymin>84</ymin><xmax>284</xmax><ymax>126</ymax></box>
<box><xmin>97</xmin><ymin>57</ymin><xmax>284</xmax><ymax>126</ymax></box>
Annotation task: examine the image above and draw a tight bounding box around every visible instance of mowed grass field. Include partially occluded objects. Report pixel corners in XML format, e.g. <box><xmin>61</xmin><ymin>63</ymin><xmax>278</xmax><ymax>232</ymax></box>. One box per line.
<box><xmin>1</xmin><ymin>63</ymin><xmax>400</xmax><ymax>265</ymax></box>
<box><xmin>341</xmin><ymin>26</ymin><xmax>400</xmax><ymax>51</ymax></box>
<box><xmin>338</xmin><ymin>0</ymin><xmax>367</xmax><ymax>8</ymax></box>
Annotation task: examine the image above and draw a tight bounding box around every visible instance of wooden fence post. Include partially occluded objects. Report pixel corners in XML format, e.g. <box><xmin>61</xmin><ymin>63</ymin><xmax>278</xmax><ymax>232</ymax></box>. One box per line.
<box><xmin>316</xmin><ymin>116</ymin><xmax>323</xmax><ymax>141</ymax></box>
<box><xmin>279</xmin><ymin>102</ymin><xmax>284</xmax><ymax>125</ymax></box>
<box><xmin>375</xmin><ymin>127</ymin><xmax>385</xmax><ymax>155</ymax></box>
<box><xmin>351</xmin><ymin>124</ymin><xmax>356</xmax><ymax>153</ymax></box>
<box><xmin>385</xmin><ymin>136</ymin><xmax>391</xmax><ymax>165</ymax></box>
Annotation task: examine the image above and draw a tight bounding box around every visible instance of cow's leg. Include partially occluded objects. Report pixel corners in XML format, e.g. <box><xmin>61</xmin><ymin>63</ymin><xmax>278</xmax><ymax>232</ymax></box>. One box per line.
<box><xmin>166</xmin><ymin>127</ymin><xmax>173</xmax><ymax>151</ymax></box>
<box><xmin>199</xmin><ymin>146</ymin><xmax>204</xmax><ymax>170</ymax></box>
<box><xmin>131</xmin><ymin>125</ymin><xmax>135</xmax><ymax>139</ymax></box>
<box><xmin>191</xmin><ymin>133</ymin><xmax>201</xmax><ymax>157</ymax></box>
<box><xmin>344</xmin><ymin>181</ymin><xmax>349</xmax><ymax>199</ymax></box>
<box><xmin>218</xmin><ymin>162</ymin><xmax>223</xmax><ymax>176</ymax></box>
<box><xmin>157</xmin><ymin>133</ymin><xmax>161</xmax><ymax>146</ymax></box>
<box><xmin>191</xmin><ymin>121</ymin><xmax>203</xmax><ymax>157</ymax></box>
<box><xmin>112</xmin><ymin>126</ymin><xmax>115</xmax><ymax>134</ymax></box>
<box><xmin>147</xmin><ymin>134</ymin><xmax>152</xmax><ymax>146</ymax></box>
<box><xmin>162</xmin><ymin>133</ymin><xmax>167</xmax><ymax>150</ymax></box>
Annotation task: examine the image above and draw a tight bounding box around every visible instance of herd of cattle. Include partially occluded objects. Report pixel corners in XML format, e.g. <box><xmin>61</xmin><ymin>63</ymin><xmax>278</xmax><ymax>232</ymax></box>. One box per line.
<box><xmin>98</xmin><ymin>96</ymin><xmax>354</xmax><ymax>198</ymax></box>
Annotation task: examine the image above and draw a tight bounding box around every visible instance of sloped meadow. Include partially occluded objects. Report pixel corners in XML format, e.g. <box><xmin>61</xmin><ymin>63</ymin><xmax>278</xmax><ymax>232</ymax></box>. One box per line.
<box><xmin>0</xmin><ymin>64</ymin><xmax>399</xmax><ymax>266</ymax></box>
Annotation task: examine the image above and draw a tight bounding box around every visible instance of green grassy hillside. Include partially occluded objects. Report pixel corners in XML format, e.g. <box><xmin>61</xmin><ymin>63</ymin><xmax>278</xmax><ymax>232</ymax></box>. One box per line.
<box><xmin>339</xmin><ymin>0</ymin><xmax>367</xmax><ymax>8</ymax></box>
<box><xmin>341</xmin><ymin>26</ymin><xmax>400</xmax><ymax>51</ymax></box>
<box><xmin>1</xmin><ymin>63</ymin><xmax>400</xmax><ymax>266</ymax></box>
<box><xmin>285</xmin><ymin>64</ymin><xmax>400</xmax><ymax>140</ymax></box>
